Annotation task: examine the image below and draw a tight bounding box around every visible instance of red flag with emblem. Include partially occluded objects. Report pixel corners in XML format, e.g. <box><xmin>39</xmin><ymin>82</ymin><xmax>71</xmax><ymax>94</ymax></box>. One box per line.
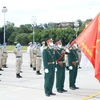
<box><xmin>75</xmin><ymin>12</ymin><xmax>100</xmax><ymax>81</ymax></box>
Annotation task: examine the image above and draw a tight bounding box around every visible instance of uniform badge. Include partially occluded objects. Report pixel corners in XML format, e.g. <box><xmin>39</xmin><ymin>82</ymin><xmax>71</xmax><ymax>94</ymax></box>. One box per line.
<box><xmin>53</xmin><ymin>51</ymin><xmax>55</xmax><ymax>54</ymax></box>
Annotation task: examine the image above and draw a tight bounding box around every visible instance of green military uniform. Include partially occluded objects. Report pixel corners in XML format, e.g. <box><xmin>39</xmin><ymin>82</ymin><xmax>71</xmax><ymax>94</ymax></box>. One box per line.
<box><xmin>43</xmin><ymin>47</ymin><xmax>56</xmax><ymax>95</ymax></box>
<box><xmin>68</xmin><ymin>48</ymin><xmax>79</xmax><ymax>89</ymax></box>
<box><xmin>55</xmin><ymin>48</ymin><xmax>66</xmax><ymax>92</ymax></box>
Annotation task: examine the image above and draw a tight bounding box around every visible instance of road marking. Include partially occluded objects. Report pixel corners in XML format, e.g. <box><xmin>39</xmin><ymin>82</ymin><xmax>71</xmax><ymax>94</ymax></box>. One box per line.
<box><xmin>0</xmin><ymin>84</ymin><xmax>41</xmax><ymax>95</ymax></box>
<box><xmin>81</xmin><ymin>92</ymin><xmax>100</xmax><ymax>100</ymax></box>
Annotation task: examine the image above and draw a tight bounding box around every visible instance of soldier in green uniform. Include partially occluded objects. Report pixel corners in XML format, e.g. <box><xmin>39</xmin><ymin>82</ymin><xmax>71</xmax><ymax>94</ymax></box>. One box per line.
<box><xmin>68</xmin><ymin>43</ymin><xmax>79</xmax><ymax>90</ymax></box>
<box><xmin>43</xmin><ymin>38</ymin><xmax>56</xmax><ymax>97</ymax></box>
<box><xmin>55</xmin><ymin>39</ymin><xmax>68</xmax><ymax>93</ymax></box>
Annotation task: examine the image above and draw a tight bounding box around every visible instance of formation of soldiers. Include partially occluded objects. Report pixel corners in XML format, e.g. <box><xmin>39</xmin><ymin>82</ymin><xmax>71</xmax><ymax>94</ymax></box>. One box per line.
<box><xmin>0</xmin><ymin>38</ymin><xmax>82</xmax><ymax>97</ymax></box>
<box><xmin>42</xmin><ymin>38</ymin><xmax>81</xmax><ymax>97</ymax></box>
<box><xmin>0</xmin><ymin>43</ymin><xmax>8</xmax><ymax>81</ymax></box>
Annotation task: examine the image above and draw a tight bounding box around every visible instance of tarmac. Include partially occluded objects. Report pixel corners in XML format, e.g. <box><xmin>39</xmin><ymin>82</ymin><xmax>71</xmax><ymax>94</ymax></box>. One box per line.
<box><xmin>0</xmin><ymin>52</ymin><xmax>100</xmax><ymax>100</ymax></box>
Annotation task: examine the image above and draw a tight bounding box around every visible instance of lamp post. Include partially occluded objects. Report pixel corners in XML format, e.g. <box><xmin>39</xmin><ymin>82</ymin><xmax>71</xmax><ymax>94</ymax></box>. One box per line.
<box><xmin>31</xmin><ymin>15</ymin><xmax>36</xmax><ymax>44</ymax></box>
<box><xmin>2</xmin><ymin>6</ymin><xmax>7</xmax><ymax>43</ymax></box>
<box><xmin>74</xmin><ymin>21</ymin><xmax>79</xmax><ymax>38</ymax></box>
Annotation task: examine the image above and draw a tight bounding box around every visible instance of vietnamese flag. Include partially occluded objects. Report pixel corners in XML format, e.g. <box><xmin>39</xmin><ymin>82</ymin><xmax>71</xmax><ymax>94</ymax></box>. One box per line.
<box><xmin>75</xmin><ymin>12</ymin><xmax>100</xmax><ymax>81</ymax></box>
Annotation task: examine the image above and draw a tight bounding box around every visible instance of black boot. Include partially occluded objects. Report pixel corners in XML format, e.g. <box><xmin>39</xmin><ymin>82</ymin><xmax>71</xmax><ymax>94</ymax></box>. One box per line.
<box><xmin>36</xmin><ymin>71</ymin><xmax>42</xmax><ymax>75</ymax></box>
<box><xmin>33</xmin><ymin>67</ymin><xmax>36</xmax><ymax>71</ymax></box>
<box><xmin>30</xmin><ymin>64</ymin><xmax>32</xmax><ymax>68</ymax></box>
<box><xmin>16</xmin><ymin>73</ymin><xmax>22</xmax><ymax>78</ymax></box>
<box><xmin>0</xmin><ymin>68</ymin><xmax>4</xmax><ymax>71</ymax></box>
<box><xmin>3</xmin><ymin>64</ymin><xmax>8</xmax><ymax>68</ymax></box>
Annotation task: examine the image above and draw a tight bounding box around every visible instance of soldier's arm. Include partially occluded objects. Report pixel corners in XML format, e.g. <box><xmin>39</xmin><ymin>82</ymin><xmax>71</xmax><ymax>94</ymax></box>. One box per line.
<box><xmin>43</xmin><ymin>49</ymin><xmax>48</xmax><ymax>69</ymax></box>
<box><xmin>13</xmin><ymin>48</ymin><xmax>17</xmax><ymax>54</ymax></box>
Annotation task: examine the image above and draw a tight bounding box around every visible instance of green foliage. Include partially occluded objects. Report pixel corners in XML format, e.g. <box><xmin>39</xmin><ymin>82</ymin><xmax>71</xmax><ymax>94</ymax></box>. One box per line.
<box><xmin>15</xmin><ymin>33</ymin><xmax>30</xmax><ymax>45</ymax></box>
<box><xmin>0</xmin><ymin>19</ymin><xmax>93</xmax><ymax>45</ymax></box>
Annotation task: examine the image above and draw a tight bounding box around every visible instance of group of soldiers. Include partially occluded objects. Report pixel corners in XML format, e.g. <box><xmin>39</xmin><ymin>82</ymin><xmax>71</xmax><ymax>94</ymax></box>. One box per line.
<box><xmin>27</xmin><ymin>41</ymin><xmax>45</xmax><ymax>75</ymax></box>
<box><xmin>42</xmin><ymin>37</ymin><xmax>81</xmax><ymax>97</ymax></box>
<box><xmin>0</xmin><ymin>38</ymin><xmax>82</xmax><ymax>97</ymax></box>
<box><xmin>0</xmin><ymin>43</ymin><xmax>8</xmax><ymax>81</ymax></box>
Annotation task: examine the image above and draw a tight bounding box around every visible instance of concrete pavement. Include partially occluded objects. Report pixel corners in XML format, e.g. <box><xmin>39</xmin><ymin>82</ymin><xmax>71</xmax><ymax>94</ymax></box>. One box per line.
<box><xmin>0</xmin><ymin>52</ymin><xmax>100</xmax><ymax>100</ymax></box>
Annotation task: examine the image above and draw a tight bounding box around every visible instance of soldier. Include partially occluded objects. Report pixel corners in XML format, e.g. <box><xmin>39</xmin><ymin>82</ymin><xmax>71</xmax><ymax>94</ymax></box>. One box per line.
<box><xmin>13</xmin><ymin>43</ymin><xmax>23</xmax><ymax>78</ymax></box>
<box><xmin>77</xmin><ymin>45</ymin><xmax>82</xmax><ymax>69</ymax></box>
<box><xmin>36</xmin><ymin>43</ymin><xmax>42</xmax><ymax>75</ymax></box>
<box><xmin>43</xmin><ymin>38</ymin><xmax>56</xmax><ymax>97</ymax></box>
<box><xmin>0</xmin><ymin>44</ymin><xmax>4</xmax><ymax>71</ymax></box>
<box><xmin>55</xmin><ymin>39</ymin><xmax>67</xmax><ymax>93</ymax></box>
<box><xmin>32</xmin><ymin>42</ymin><xmax>37</xmax><ymax>71</ymax></box>
<box><xmin>40</xmin><ymin>41</ymin><xmax>45</xmax><ymax>68</ymax></box>
<box><xmin>27</xmin><ymin>42</ymin><xmax>33</xmax><ymax>68</ymax></box>
<box><xmin>68</xmin><ymin>43</ymin><xmax>79</xmax><ymax>90</ymax></box>
<box><xmin>2</xmin><ymin>43</ymin><xmax>8</xmax><ymax>68</ymax></box>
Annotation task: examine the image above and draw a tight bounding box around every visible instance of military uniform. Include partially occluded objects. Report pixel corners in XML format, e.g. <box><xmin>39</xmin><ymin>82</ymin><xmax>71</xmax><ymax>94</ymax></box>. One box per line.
<box><xmin>68</xmin><ymin>47</ymin><xmax>79</xmax><ymax>90</ymax></box>
<box><xmin>55</xmin><ymin>39</ymin><xmax>67</xmax><ymax>93</ymax></box>
<box><xmin>32</xmin><ymin>45</ymin><xmax>37</xmax><ymax>71</ymax></box>
<box><xmin>29</xmin><ymin>46</ymin><xmax>34</xmax><ymax>68</ymax></box>
<box><xmin>0</xmin><ymin>45</ymin><xmax>4</xmax><ymax>71</ymax></box>
<box><xmin>2</xmin><ymin>44</ymin><xmax>8</xmax><ymax>68</ymax></box>
<box><xmin>43</xmin><ymin>47</ymin><xmax>56</xmax><ymax>96</ymax></box>
<box><xmin>43</xmin><ymin>38</ymin><xmax>56</xmax><ymax>96</ymax></box>
<box><xmin>55</xmin><ymin>48</ymin><xmax>67</xmax><ymax>92</ymax></box>
<box><xmin>27</xmin><ymin>42</ymin><xmax>33</xmax><ymax>67</ymax></box>
<box><xmin>36</xmin><ymin>45</ymin><xmax>42</xmax><ymax>75</ymax></box>
<box><xmin>13</xmin><ymin>43</ymin><xmax>23</xmax><ymax>78</ymax></box>
<box><xmin>77</xmin><ymin>47</ymin><xmax>82</xmax><ymax>68</ymax></box>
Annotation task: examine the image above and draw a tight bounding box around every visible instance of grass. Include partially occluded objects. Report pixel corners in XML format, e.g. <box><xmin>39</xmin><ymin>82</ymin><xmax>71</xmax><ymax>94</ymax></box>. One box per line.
<box><xmin>7</xmin><ymin>45</ymin><xmax>27</xmax><ymax>51</ymax></box>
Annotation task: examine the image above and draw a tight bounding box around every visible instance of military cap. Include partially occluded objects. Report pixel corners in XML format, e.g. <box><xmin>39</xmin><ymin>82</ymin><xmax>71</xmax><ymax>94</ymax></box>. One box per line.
<box><xmin>46</xmin><ymin>37</ymin><xmax>53</xmax><ymax>43</ymax></box>
<box><xmin>16</xmin><ymin>43</ymin><xmax>21</xmax><ymax>47</ymax></box>
<box><xmin>55</xmin><ymin>39</ymin><xmax>61</xmax><ymax>44</ymax></box>
<box><xmin>3</xmin><ymin>42</ymin><xmax>6</xmax><ymax>45</ymax></box>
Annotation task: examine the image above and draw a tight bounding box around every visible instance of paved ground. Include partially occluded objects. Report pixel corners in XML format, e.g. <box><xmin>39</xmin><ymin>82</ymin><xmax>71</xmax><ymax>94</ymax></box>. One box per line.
<box><xmin>0</xmin><ymin>52</ymin><xmax>100</xmax><ymax>100</ymax></box>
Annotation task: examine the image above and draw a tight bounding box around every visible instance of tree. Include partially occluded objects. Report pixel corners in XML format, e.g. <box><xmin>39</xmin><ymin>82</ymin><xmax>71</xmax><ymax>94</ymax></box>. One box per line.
<box><xmin>15</xmin><ymin>33</ymin><xmax>30</xmax><ymax>45</ymax></box>
<box><xmin>8</xmin><ymin>32</ymin><xmax>18</xmax><ymax>44</ymax></box>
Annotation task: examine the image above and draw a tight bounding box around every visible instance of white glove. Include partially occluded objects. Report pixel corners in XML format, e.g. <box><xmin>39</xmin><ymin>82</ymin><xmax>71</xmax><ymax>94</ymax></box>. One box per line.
<box><xmin>69</xmin><ymin>66</ymin><xmax>73</xmax><ymax>70</ymax></box>
<box><xmin>66</xmin><ymin>48</ymin><xmax>70</xmax><ymax>53</ymax></box>
<box><xmin>44</xmin><ymin>69</ymin><xmax>49</xmax><ymax>73</ymax></box>
<box><xmin>55</xmin><ymin>68</ymin><xmax>57</xmax><ymax>72</ymax></box>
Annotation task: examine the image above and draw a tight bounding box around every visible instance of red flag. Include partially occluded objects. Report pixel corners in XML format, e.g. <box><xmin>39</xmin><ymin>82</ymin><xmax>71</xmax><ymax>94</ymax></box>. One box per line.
<box><xmin>75</xmin><ymin>12</ymin><xmax>100</xmax><ymax>81</ymax></box>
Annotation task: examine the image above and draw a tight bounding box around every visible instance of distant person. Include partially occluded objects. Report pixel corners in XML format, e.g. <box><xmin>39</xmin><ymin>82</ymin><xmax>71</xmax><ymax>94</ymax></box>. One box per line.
<box><xmin>27</xmin><ymin>42</ymin><xmax>33</xmax><ymax>68</ymax></box>
<box><xmin>13</xmin><ymin>43</ymin><xmax>23</xmax><ymax>78</ymax></box>
<box><xmin>36</xmin><ymin>43</ymin><xmax>42</xmax><ymax>75</ymax></box>
<box><xmin>0</xmin><ymin>44</ymin><xmax>4</xmax><ymax>71</ymax></box>
<box><xmin>2</xmin><ymin>43</ymin><xmax>8</xmax><ymax>68</ymax></box>
<box><xmin>40</xmin><ymin>41</ymin><xmax>45</xmax><ymax>68</ymax></box>
<box><xmin>68</xmin><ymin>43</ymin><xmax>79</xmax><ymax>90</ymax></box>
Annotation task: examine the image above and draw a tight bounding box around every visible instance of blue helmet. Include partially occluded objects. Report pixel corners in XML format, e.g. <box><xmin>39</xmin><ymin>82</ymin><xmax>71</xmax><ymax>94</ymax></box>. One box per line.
<box><xmin>3</xmin><ymin>42</ymin><xmax>6</xmax><ymax>45</ymax></box>
<box><xmin>16</xmin><ymin>43</ymin><xmax>21</xmax><ymax>47</ymax></box>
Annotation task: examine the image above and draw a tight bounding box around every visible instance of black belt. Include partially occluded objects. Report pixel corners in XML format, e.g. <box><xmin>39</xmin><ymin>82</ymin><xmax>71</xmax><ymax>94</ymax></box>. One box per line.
<box><xmin>37</xmin><ymin>56</ymin><xmax>41</xmax><ymax>57</ymax></box>
<box><xmin>16</xmin><ymin>56</ymin><xmax>22</xmax><ymax>58</ymax></box>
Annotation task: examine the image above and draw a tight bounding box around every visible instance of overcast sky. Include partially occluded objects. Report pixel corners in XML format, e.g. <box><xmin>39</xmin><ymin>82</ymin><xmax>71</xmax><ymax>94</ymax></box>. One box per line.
<box><xmin>0</xmin><ymin>0</ymin><xmax>100</xmax><ymax>27</ymax></box>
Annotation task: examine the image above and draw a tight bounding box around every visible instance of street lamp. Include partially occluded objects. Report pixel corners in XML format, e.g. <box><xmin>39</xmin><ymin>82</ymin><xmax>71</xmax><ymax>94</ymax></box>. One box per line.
<box><xmin>31</xmin><ymin>15</ymin><xmax>36</xmax><ymax>44</ymax></box>
<box><xmin>2</xmin><ymin>6</ymin><xmax>7</xmax><ymax>43</ymax></box>
<box><xmin>74</xmin><ymin>21</ymin><xmax>79</xmax><ymax>38</ymax></box>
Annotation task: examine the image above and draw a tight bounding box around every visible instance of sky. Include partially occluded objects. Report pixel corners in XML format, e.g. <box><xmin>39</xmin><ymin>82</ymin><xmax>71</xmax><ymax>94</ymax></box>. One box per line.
<box><xmin>0</xmin><ymin>0</ymin><xmax>100</xmax><ymax>27</ymax></box>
